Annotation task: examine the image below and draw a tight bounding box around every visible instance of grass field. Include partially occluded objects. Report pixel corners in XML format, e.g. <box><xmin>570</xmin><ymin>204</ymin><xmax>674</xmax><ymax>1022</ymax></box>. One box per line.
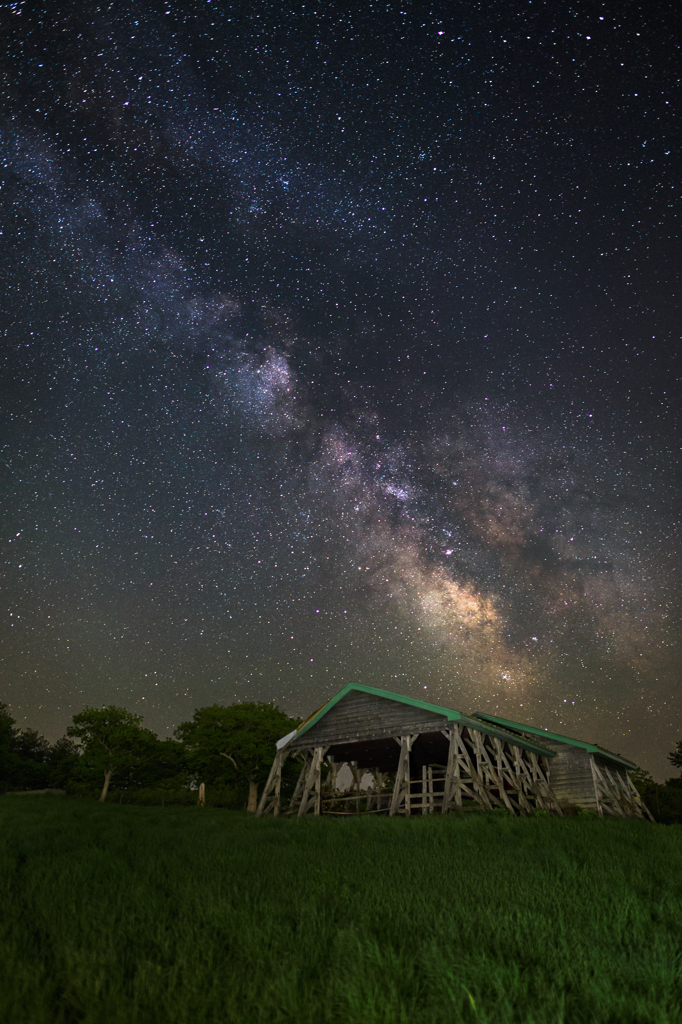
<box><xmin>1</xmin><ymin>799</ymin><xmax>681</xmax><ymax>1024</ymax></box>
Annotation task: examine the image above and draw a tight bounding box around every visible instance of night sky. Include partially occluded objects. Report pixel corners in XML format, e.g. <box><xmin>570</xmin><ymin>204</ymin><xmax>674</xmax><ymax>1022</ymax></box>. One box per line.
<box><xmin>1</xmin><ymin>0</ymin><xmax>680</xmax><ymax>780</ymax></box>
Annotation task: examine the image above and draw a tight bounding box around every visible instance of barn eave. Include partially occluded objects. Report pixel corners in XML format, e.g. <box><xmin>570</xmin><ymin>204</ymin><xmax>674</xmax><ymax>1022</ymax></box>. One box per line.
<box><xmin>472</xmin><ymin>712</ymin><xmax>637</xmax><ymax>772</ymax></box>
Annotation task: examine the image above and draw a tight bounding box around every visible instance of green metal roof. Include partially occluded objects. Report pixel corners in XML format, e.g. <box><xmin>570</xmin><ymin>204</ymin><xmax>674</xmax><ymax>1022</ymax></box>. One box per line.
<box><xmin>472</xmin><ymin>712</ymin><xmax>637</xmax><ymax>771</ymax></box>
<box><xmin>283</xmin><ymin>683</ymin><xmax>556</xmax><ymax>758</ymax></box>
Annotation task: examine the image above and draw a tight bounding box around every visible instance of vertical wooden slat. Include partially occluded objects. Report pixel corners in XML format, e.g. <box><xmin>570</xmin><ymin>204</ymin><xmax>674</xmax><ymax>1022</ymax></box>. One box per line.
<box><xmin>389</xmin><ymin>735</ymin><xmax>412</xmax><ymax>816</ymax></box>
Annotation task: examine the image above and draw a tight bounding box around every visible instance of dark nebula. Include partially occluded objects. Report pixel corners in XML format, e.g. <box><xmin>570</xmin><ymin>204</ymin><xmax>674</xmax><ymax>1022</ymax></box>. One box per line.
<box><xmin>1</xmin><ymin>0</ymin><xmax>680</xmax><ymax>778</ymax></box>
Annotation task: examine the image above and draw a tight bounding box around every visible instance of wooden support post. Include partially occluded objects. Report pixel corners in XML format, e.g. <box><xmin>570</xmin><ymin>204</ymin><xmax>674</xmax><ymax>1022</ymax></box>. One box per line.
<box><xmin>197</xmin><ymin>782</ymin><xmax>205</xmax><ymax>807</ymax></box>
<box><xmin>471</xmin><ymin>731</ymin><xmax>510</xmax><ymax>812</ymax></box>
<box><xmin>256</xmin><ymin>749</ymin><xmax>288</xmax><ymax>817</ymax></box>
<box><xmin>603</xmin><ymin>763</ymin><xmax>630</xmax><ymax>818</ymax></box>
<box><xmin>390</xmin><ymin>735</ymin><xmax>413</xmax><ymax>816</ymax></box>
<box><xmin>441</xmin><ymin>727</ymin><xmax>461</xmax><ymax>813</ymax></box>
<box><xmin>442</xmin><ymin>725</ymin><xmax>487</xmax><ymax>813</ymax></box>
<box><xmin>590</xmin><ymin>758</ymin><xmax>647</xmax><ymax>819</ymax></box>
<box><xmin>351</xmin><ymin>763</ymin><xmax>363</xmax><ymax>813</ymax></box>
<box><xmin>297</xmin><ymin>747</ymin><xmax>318</xmax><ymax>817</ymax></box>
<box><xmin>297</xmin><ymin>746</ymin><xmax>328</xmax><ymax>817</ymax></box>
<box><xmin>464</xmin><ymin>728</ymin><xmax>492</xmax><ymax>811</ymax></box>
<box><xmin>490</xmin><ymin>737</ymin><xmax>518</xmax><ymax>815</ymax></box>
<box><xmin>523</xmin><ymin>752</ymin><xmax>563</xmax><ymax>815</ymax></box>
<box><xmin>427</xmin><ymin>766</ymin><xmax>434</xmax><ymax>814</ymax></box>
<box><xmin>537</xmin><ymin>756</ymin><xmax>563</xmax><ymax>815</ymax></box>
<box><xmin>590</xmin><ymin>757</ymin><xmax>606</xmax><ymax>817</ymax></box>
<box><xmin>626</xmin><ymin>773</ymin><xmax>655</xmax><ymax>822</ymax></box>
<box><xmin>287</xmin><ymin>751</ymin><xmax>310</xmax><ymax>814</ymax></box>
<box><xmin>373</xmin><ymin>771</ymin><xmax>386</xmax><ymax>813</ymax></box>
<box><xmin>511</xmin><ymin>746</ymin><xmax>534</xmax><ymax>815</ymax></box>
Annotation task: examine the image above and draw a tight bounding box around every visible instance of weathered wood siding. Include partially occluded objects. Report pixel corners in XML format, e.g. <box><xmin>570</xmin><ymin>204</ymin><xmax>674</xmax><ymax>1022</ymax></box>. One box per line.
<box><xmin>288</xmin><ymin>690</ymin><xmax>449</xmax><ymax>750</ymax></box>
<box><xmin>518</xmin><ymin>735</ymin><xmax>598</xmax><ymax>809</ymax></box>
<box><xmin>594</xmin><ymin>756</ymin><xmax>629</xmax><ymax>789</ymax></box>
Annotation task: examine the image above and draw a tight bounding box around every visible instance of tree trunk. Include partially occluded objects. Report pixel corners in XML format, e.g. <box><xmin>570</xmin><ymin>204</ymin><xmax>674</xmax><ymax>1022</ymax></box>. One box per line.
<box><xmin>100</xmin><ymin>770</ymin><xmax>113</xmax><ymax>803</ymax></box>
<box><xmin>247</xmin><ymin>779</ymin><xmax>259</xmax><ymax>813</ymax></box>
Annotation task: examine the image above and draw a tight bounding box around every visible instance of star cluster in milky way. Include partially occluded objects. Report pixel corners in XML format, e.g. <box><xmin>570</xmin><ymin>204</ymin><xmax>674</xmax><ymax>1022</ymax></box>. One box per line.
<box><xmin>0</xmin><ymin>0</ymin><xmax>680</xmax><ymax>779</ymax></box>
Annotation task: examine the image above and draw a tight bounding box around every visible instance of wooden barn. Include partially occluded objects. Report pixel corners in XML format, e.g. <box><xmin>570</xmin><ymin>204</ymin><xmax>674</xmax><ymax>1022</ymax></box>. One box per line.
<box><xmin>256</xmin><ymin>683</ymin><xmax>564</xmax><ymax>818</ymax></box>
<box><xmin>473</xmin><ymin>712</ymin><xmax>653</xmax><ymax>821</ymax></box>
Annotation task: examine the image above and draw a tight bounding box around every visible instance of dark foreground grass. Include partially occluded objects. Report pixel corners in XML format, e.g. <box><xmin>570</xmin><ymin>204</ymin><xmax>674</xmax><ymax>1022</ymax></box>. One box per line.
<box><xmin>1</xmin><ymin>800</ymin><xmax>681</xmax><ymax>1024</ymax></box>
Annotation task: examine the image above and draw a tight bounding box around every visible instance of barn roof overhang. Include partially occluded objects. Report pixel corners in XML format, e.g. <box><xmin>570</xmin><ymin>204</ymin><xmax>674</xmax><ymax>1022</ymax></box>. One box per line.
<box><xmin>472</xmin><ymin>712</ymin><xmax>637</xmax><ymax>771</ymax></box>
<box><xmin>276</xmin><ymin>683</ymin><xmax>556</xmax><ymax>759</ymax></box>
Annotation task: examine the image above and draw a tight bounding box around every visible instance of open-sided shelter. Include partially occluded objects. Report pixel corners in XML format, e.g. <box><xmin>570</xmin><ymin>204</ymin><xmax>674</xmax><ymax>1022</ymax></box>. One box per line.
<box><xmin>256</xmin><ymin>683</ymin><xmax>563</xmax><ymax>818</ymax></box>
<box><xmin>473</xmin><ymin>712</ymin><xmax>653</xmax><ymax>820</ymax></box>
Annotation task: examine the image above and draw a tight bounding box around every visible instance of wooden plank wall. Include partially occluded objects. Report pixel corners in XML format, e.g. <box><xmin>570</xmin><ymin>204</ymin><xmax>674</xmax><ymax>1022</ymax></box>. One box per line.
<box><xmin>288</xmin><ymin>690</ymin><xmax>449</xmax><ymax>750</ymax></box>
<box><xmin>527</xmin><ymin>737</ymin><xmax>598</xmax><ymax>809</ymax></box>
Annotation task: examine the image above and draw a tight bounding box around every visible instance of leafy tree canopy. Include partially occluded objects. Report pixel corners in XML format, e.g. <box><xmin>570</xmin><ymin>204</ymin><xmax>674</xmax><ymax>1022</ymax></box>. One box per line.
<box><xmin>0</xmin><ymin>703</ymin><xmax>55</xmax><ymax>790</ymax></box>
<box><xmin>175</xmin><ymin>702</ymin><xmax>299</xmax><ymax>810</ymax></box>
<box><xmin>14</xmin><ymin>728</ymin><xmax>51</xmax><ymax>763</ymax></box>
<box><xmin>0</xmin><ymin>702</ymin><xmax>18</xmax><ymax>749</ymax></box>
<box><xmin>669</xmin><ymin>740</ymin><xmax>682</xmax><ymax>774</ymax></box>
<box><xmin>67</xmin><ymin>706</ymin><xmax>158</xmax><ymax>801</ymax></box>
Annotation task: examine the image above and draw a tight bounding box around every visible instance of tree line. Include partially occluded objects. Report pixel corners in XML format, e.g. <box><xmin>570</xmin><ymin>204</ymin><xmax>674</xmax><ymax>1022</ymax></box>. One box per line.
<box><xmin>0</xmin><ymin>701</ymin><xmax>301</xmax><ymax>812</ymax></box>
<box><xmin>2</xmin><ymin>699</ymin><xmax>682</xmax><ymax>821</ymax></box>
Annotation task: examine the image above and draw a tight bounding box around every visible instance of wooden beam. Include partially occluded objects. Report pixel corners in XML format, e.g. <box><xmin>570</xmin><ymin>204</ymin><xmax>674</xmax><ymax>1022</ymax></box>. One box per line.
<box><xmin>256</xmin><ymin>749</ymin><xmax>287</xmax><ymax>817</ymax></box>
<box><xmin>491</xmin><ymin>737</ymin><xmax>525</xmax><ymax>815</ymax></box>
<box><xmin>589</xmin><ymin>756</ymin><xmax>606</xmax><ymax>816</ymax></box>
<box><xmin>626</xmin><ymin>773</ymin><xmax>655</xmax><ymax>822</ymax></box>
<box><xmin>421</xmin><ymin>766</ymin><xmax>434</xmax><ymax>815</ymax></box>
<box><xmin>526</xmin><ymin>752</ymin><xmax>563</xmax><ymax>815</ymax></box>
<box><xmin>461</xmin><ymin>727</ymin><xmax>492</xmax><ymax>811</ymax></box>
<box><xmin>287</xmin><ymin>750</ymin><xmax>311</xmax><ymax>814</ymax></box>
<box><xmin>591</xmin><ymin>758</ymin><xmax>651</xmax><ymax>820</ymax></box>
<box><xmin>472</xmin><ymin>731</ymin><xmax>512</xmax><ymax>812</ymax></box>
<box><xmin>441</xmin><ymin>724</ymin><xmax>492</xmax><ymax>813</ymax></box>
<box><xmin>441</xmin><ymin>728</ymin><xmax>459</xmax><ymax>813</ymax></box>
<box><xmin>389</xmin><ymin>735</ymin><xmax>413</xmax><ymax>816</ymax></box>
<box><xmin>297</xmin><ymin>746</ymin><xmax>329</xmax><ymax>817</ymax></box>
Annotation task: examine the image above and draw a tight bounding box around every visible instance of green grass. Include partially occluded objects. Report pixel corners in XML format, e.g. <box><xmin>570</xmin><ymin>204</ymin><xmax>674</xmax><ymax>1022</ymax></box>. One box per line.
<box><xmin>1</xmin><ymin>799</ymin><xmax>681</xmax><ymax>1023</ymax></box>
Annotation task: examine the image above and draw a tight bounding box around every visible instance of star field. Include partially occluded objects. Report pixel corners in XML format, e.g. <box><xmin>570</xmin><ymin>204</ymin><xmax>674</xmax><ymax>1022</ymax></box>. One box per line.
<box><xmin>1</xmin><ymin>0</ymin><xmax>680</xmax><ymax>779</ymax></box>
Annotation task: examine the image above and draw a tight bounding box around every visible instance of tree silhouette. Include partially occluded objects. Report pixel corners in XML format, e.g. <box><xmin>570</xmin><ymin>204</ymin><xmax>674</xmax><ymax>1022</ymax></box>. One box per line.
<box><xmin>67</xmin><ymin>706</ymin><xmax>158</xmax><ymax>801</ymax></box>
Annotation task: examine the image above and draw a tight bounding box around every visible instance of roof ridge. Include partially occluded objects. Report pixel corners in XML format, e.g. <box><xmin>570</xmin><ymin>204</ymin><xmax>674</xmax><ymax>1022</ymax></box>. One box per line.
<box><xmin>278</xmin><ymin>683</ymin><xmax>556</xmax><ymax>757</ymax></box>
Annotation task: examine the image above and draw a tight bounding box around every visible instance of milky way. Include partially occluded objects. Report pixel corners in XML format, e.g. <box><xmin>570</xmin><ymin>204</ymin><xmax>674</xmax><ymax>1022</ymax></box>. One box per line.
<box><xmin>1</xmin><ymin>0</ymin><xmax>680</xmax><ymax>778</ymax></box>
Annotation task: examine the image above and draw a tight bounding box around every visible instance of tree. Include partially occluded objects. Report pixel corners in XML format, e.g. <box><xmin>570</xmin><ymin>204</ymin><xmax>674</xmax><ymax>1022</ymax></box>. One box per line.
<box><xmin>668</xmin><ymin>740</ymin><xmax>682</xmax><ymax>774</ymax></box>
<box><xmin>176</xmin><ymin>703</ymin><xmax>299</xmax><ymax>812</ymax></box>
<box><xmin>67</xmin><ymin>706</ymin><xmax>158</xmax><ymax>802</ymax></box>
<box><xmin>47</xmin><ymin>736</ymin><xmax>81</xmax><ymax>789</ymax></box>
<box><xmin>14</xmin><ymin>727</ymin><xmax>51</xmax><ymax>764</ymax></box>
<box><xmin>628</xmin><ymin>765</ymin><xmax>656</xmax><ymax>794</ymax></box>
<box><xmin>124</xmin><ymin>737</ymin><xmax>188</xmax><ymax>791</ymax></box>
<box><xmin>0</xmin><ymin>704</ymin><xmax>54</xmax><ymax>790</ymax></box>
<box><xmin>0</xmin><ymin>702</ymin><xmax>20</xmax><ymax>791</ymax></box>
